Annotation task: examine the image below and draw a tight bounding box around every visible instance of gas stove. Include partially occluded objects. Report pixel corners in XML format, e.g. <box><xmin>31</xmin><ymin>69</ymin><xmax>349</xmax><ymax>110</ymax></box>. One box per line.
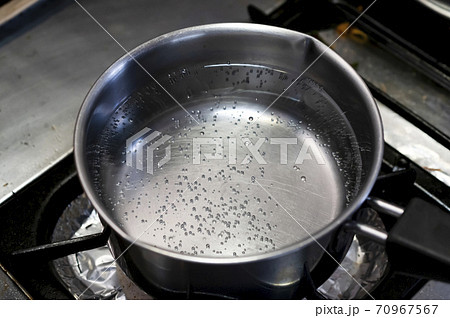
<box><xmin>0</xmin><ymin>0</ymin><xmax>449</xmax><ymax>299</ymax></box>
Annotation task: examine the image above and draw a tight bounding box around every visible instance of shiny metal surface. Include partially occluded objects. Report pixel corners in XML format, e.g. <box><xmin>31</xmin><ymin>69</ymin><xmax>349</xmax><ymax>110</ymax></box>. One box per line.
<box><xmin>318</xmin><ymin>29</ymin><xmax>450</xmax><ymax>187</ymax></box>
<box><xmin>74</xmin><ymin>23</ymin><xmax>383</xmax><ymax>297</ymax></box>
<box><xmin>366</xmin><ymin>197</ymin><xmax>404</xmax><ymax>218</ymax></box>
<box><xmin>99</xmin><ymin>89</ymin><xmax>348</xmax><ymax>257</ymax></box>
<box><xmin>344</xmin><ymin>221</ymin><xmax>388</xmax><ymax>246</ymax></box>
<box><xmin>52</xmin><ymin>193</ymin><xmax>121</xmax><ymax>299</ymax></box>
<box><xmin>318</xmin><ymin>208</ymin><xmax>388</xmax><ymax>299</ymax></box>
<box><xmin>318</xmin><ymin>29</ymin><xmax>450</xmax><ymax>138</ymax></box>
<box><xmin>52</xmin><ymin>193</ymin><xmax>388</xmax><ymax>299</ymax></box>
<box><xmin>416</xmin><ymin>0</ymin><xmax>450</xmax><ymax>19</ymax></box>
<box><xmin>51</xmin><ymin>193</ymin><xmax>151</xmax><ymax>299</ymax></box>
<box><xmin>0</xmin><ymin>0</ymin><xmax>256</xmax><ymax>204</ymax></box>
<box><xmin>378</xmin><ymin>103</ymin><xmax>450</xmax><ymax>187</ymax></box>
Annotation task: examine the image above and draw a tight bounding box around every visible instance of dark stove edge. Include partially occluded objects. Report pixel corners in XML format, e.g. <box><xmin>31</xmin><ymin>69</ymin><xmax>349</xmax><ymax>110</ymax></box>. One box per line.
<box><xmin>0</xmin><ymin>262</ymin><xmax>31</xmax><ymax>300</ymax></box>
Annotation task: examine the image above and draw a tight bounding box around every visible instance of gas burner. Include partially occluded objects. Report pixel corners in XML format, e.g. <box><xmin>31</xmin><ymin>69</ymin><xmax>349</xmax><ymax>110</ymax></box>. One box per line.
<box><xmin>50</xmin><ymin>193</ymin><xmax>388</xmax><ymax>299</ymax></box>
<box><xmin>318</xmin><ymin>208</ymin><xmax>388</xmax><ymax>299</ymax></box>
<box><xmin>51</xmin><ymin>193</ymin><xmax>150</xmax><ymax>299</ymax></box>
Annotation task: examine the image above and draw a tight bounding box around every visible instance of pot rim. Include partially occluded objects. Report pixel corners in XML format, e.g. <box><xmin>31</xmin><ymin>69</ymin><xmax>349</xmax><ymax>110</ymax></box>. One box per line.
<box><xmin>74</xmin><ymin>22</ymin><xmax>384</xmax><ymax>265</ymax></box>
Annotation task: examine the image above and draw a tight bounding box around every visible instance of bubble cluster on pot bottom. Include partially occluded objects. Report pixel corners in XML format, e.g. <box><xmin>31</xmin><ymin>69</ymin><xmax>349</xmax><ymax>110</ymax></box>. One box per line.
<box><xmin>99</xmin><ymin>92</ymin><xmax>355</xmax><ymax>258</ymax></box>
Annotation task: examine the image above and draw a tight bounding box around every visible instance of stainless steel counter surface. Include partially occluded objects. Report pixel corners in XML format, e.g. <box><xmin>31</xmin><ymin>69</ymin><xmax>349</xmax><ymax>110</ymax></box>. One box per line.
<box><xmin>0</xmin><ymin>0</ymin><xmax>259</xmax><ymax>203</ymax></box>
<box><xmin>318</xmin><ymin>28</ymin><xmax>450</xmax><ymax>188</ymax></box>
<box><xmin>319</xmin><ymin>29</ymin><xmax>450</xmax><ymax>138</ymax></box>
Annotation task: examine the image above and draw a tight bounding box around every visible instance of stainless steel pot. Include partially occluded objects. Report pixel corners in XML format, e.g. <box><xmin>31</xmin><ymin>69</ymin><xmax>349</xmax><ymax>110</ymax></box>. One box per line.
<box><xmin>74</xmin><ymin>23</ymin><xmax>384</xmax><ymax>298</ymax></box>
